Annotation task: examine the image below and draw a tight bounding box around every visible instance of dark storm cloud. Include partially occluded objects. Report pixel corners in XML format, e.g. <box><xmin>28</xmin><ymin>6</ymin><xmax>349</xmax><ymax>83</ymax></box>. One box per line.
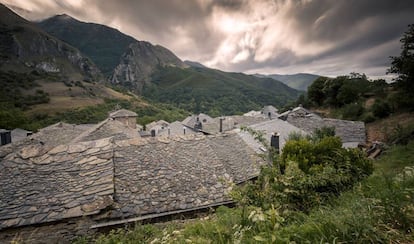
<box><xmin>2</xmin><ymin>0</ymin><xmax>414</xmax><ymax>79</ymax></box>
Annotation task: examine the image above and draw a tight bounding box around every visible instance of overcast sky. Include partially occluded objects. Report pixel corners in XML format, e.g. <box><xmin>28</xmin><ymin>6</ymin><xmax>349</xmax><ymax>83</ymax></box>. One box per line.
<box><xmin>2</xmin><ymin>0</ymin><xmax>414</xmax><ymax>80</ymax></box>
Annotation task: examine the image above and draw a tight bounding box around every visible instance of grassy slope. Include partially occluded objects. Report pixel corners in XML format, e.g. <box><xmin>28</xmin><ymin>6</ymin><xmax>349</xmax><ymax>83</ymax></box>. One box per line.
<box><xmin>26</xmin><ymin>80</ymin><xmax>131</xmax><ymax>115</ymax></box>
<box><xmin>145</xmin><ymin>66</ymin><xmax>301</xmax><ymax>116</ymax></box>
<box><xmin>0</xmin><ymin>70</ymin><xmax>188</xmax><ymax>130</ymax></box>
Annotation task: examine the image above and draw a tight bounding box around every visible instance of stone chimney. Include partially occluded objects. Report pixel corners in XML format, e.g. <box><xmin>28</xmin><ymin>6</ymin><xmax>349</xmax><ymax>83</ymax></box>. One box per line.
<box><xmin>270</xmin><ymin>132</ymin><xmax>280</xmax><ymax>152</ymax></box>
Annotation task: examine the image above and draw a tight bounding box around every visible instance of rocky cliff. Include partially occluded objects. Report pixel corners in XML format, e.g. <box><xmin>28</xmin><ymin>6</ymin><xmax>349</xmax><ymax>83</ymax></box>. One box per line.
<box><xmin>37</xmin><ymin>14</ymin><xmax>137</xmax><ymax>77</ymax></box>
<box><xmin>0</xmin><ymin>4</ymin><xmax>103</xmax><ymax>81</ymax></box>
<box><xmin>111</xmin><ymin>41</ymin><xmax>188</xmax><ymax>93</ymax></box>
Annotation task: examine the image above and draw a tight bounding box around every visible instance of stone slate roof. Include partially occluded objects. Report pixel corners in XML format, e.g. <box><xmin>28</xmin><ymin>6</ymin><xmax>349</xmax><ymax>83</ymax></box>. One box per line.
<box><xmin>262</xmin><ymin>105</ymin><xmax>279</xmax><ymax>119</ymax></box>
<box><xmin>31</xmin><ymin>122</ymin><xmax>94</xmax><ymax>147</ymax></box>
<box><xmin>238</xmin><ymin>118</ymin><xmax>308</xmax><ymax>152</ymax></box>
<box><xmin>228</xmin><ymin>115</ymin><xmax>269</xmax><ymax>128</ymax></box>
<box><xmin>0</xmin><ymin>131</ymin><xmax>265</xmax><ymax>229</ymax></box>
<box><xmin>182</xmin><ymin>113</ymin><xmax>214</xmax><ymax>128</ymax></box>
<box><xmin>111</xmin><ymin>133</ymin><xmax>264</xmax><ymax>219</ymax></box>
<box><xmin>0</xmin><ymin>137</ymin><xmax>114</xmax><ymax>230</ymax></box>
<box><xmin>284</xmin><ymin>107</ymin><xmax>366</xmax><ymax>145</ymax></box>
<box><xmin>157</xmin><ymin>121</ymin><xmax>197</xmax><ymax>136</ymax></box>
<box><xmin>11</xmin><ymin>128</ymin><xmax>32</xmax><ymax>143</ymax></box>
<box><xmin>73</xmin><ymin>119</ymin><xmax>140</xmax><ymax>142</ymax></box>
<box><xmin>146</xmin><ymin>120</ymin><xmax>170</xmax><ymax>131</ymax></box>
<box><xmin>109</xmin><ymin>109</ymin><xmax>137</xmax><ymax>118</ymax></box>
<box><xmin>323</xmin><ymin>118</ymin><xmax>366</xmax><ymax>143</ymax></box>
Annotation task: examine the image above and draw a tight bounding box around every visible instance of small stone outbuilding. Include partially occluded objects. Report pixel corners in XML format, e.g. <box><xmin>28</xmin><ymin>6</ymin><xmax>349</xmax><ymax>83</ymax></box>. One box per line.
<box><xmin>109</xmin><ymin>109</ymin><xmax>138</xmax><ymax>129</ymax></box>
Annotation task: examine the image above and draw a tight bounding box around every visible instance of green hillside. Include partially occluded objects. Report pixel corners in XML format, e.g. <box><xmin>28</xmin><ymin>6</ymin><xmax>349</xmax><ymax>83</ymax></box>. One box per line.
<box><xmin>256</xmin><ymin>73</ymin><xmax>319</xmax><ymax>91</ymax></box>
<box><xmin>144</xmin><ymin>66</ymin><xmax>302</xmax><ymax>116</ymax></box>
<box><xmin>37</xmin><ymin>14</ymin><xmax>136</xmax><ymax>77</ymax></box>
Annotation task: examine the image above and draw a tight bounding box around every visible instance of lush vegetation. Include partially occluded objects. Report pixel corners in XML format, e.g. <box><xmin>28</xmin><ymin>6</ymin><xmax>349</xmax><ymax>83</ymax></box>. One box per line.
<box><xmin>76</xmin><ymin>130</ymin><xmax>414</xmax><ymax>243</ymax></box>
<box><xmin>143</xmin><ymin>66</ymin><xmax>301</xmax><ymax>117</ymax></box>
<box><xmin>0</xmin><ymin>97</ymin><xmax>188</xmax><ymax>131</ymax></box>
<box><xmin>0</xmin><ymin>71</ymin><xmax>52</xmax><ymax>109</ymax></box>
<box><xmin>387</xmin><ymin>24</ymin><xmax>414</xmax><ymax>110</ymax></box>
<box><xmin>294</xmin><ymin>24</ymin><xmax>414</xmax><ymax>121</ymax></box>
<box><xmin>302</xmin><ymin>73</ymin><xmax>390</xmax><ymax>121</ymax></box>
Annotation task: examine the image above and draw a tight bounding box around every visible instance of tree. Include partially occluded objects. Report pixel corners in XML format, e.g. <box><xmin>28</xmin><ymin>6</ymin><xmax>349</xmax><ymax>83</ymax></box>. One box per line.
<box><xmin>307</xmin><ymin>77</ymin><xmax>327</xmax><ymax>106</ymax></box>
<box><xmin>388</xmin><ymin>24</ymin><xmax>414</xmax><ymax>93</ymax></box>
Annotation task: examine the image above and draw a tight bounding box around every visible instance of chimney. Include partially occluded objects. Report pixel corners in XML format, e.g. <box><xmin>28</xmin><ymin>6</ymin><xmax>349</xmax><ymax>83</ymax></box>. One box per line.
<box><xmin>219</xmin><ymin>117</ymin><xmax>225</xmax><ymax>133</ymax></box>
<box><xmin>0</xmin><ymin>130</ymin><xmax>11</xmax><ymax>146</ymax></box>
<box><xmin>270</xmin><ymin>133</ymin><xmax>280</xmax><ymax>152</ymax></box>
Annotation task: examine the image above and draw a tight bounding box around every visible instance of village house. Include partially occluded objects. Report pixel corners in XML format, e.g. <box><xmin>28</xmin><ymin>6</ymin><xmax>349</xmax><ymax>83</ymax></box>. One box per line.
<box><xmin>145</xmin><ymin>120</ymin><xmax>170</xmax><ymax>136</ymax></box>
<box><xmin>0</xmin><ymin>106</ymin><xmax>367</xmax><ymax>243</ymax></box>
<box><xmin>261</xmin><ymin>105</ymin><xmax>279</xmax><ymax>119</ymax></box>
<box><xmin>0</xmin><ymin>110</ymin><xmax>265</xmax><ymax>243</ymax></box>
<box><xmin>156</xmin><ymin>121</ymin><xmax>197</xmax><ymax>136</ymax></box>
<box><xmin>280</xmin><ymin>106</ymin><xmax>366</xmax><ymax>148</ymax></box>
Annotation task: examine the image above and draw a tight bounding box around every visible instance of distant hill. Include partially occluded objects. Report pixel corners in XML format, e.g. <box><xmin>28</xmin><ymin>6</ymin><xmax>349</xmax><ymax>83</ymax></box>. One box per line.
<box><xmin>37</xmin><ymin>14</ymin><xmax>137</xmax><ymax>77</ymax></box>
<box><xmin>0</xmin><ymin>4</ymin><xmax>102</xmax><ymax>81</ymax></box>
<box><xmin>144</xmin><ymin>65</ymin><xmax>301</xmax><ymax>116</ymax></box>
<box><xmin>255</xmin><ymin>73</ymin><xmax>319</xmax><ymax>91</ymax></box>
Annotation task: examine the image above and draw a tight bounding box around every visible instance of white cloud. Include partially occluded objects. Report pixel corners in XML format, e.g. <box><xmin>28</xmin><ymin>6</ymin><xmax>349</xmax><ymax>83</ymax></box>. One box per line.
<box><xmin>1</xmin><ymin>0</ymin><xmax>412</xmax><ymax>80</ymax></box>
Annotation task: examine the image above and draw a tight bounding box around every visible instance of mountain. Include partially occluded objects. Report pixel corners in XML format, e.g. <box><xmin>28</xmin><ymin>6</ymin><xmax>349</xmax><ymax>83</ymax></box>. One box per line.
<box><xmin>184</xmin><ymin>60</ymin><xmax>207</xmax><ymax>68</ymax></box>
<box><xmin>0</xmin><ymin>5</ymin><xmax>185</xmax><ymax>131</ymax></box>
<box><xmin>35</xmin><ymin>11</ymin><xmax>300</xmax><ymax>115</ymax></box>
<box><xmin>0</xmin><ymin>4</ymin><xmax>102</xmax><ymax>81</ymax></box>
<box><xmin>37</xmin><ymin>14</ymin><xmax>136</xmax><ymax>77</ymax></box>
<box><xmin>111</xmin><ymin>41</ymin><xmax>188</xmax><ymax>93</ymax></box>
<box><xmin>256</xmin><ymin>73</ymin><xmax>319</xmax><ymax>91</ymax></box>
<box><xmin>144</xmin><ymin>65</ymin><xmax>301</xmax><ymax>116</ymax></box>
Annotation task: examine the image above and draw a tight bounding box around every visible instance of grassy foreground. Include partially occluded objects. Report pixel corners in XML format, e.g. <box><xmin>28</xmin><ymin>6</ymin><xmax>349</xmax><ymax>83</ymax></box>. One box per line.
<box><xmin>75</xmin><ymin>141</ymin><xmax>414</xmax><ymax>243</ymax></box>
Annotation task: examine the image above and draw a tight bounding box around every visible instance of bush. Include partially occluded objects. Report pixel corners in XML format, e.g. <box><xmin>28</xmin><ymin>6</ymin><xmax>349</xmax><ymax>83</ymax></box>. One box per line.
<box><xmin>243</xmin><ymin>135</ymin><xmax>373</xmax><ymax>213</ymax></box>
<box><xmin>341</xmin><ymin>103</ymin><xmax>364</xmax><ymax>120</ymax></box>
<box><xmin>372</xmin><ymin>100</ymin><xmax>391</xmax><ymax>118</ymax></box>
<box><xmin>362</xmin><ymin>112</ymin><xmax>376</xmax><ymax>123</ymax></box>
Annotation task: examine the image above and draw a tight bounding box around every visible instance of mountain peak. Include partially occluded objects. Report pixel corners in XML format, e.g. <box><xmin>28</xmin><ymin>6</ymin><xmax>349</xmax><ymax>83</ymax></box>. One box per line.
<box><xmin>184</xmin><ymin>60</ymin><xmax>207</xmax><ymax>69</ymax></box>
<box><xmin>51</xmin><ymin>13</ymin><xmax>77</xmax><ymax>22</ymax></box>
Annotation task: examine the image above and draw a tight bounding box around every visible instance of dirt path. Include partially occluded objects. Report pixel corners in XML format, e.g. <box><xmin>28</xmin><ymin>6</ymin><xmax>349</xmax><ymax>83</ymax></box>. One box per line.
<box><xmin>366</xmin><ymin>112</ymin><xmax>414</xmax><ymax>142</ymax></box>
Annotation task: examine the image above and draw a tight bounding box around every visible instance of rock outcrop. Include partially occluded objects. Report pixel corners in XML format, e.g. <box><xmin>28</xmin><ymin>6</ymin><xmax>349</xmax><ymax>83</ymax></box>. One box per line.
<box><xmin>111</xmin><ymin>41</ymin><xmax>188</xmax><ymax>93</ymax></box>
<box><xmin>0</xmin><ymin>4</ymin><xmax>103</xmax><ymax>82</ymax></box>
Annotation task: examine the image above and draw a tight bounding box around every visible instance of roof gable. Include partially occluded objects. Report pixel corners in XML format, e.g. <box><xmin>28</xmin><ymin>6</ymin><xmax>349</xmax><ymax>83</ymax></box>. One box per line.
<box><xmin>109</xmin><ymin>109</ymin><xmax>137</xmax><ymax>118</ymax></box>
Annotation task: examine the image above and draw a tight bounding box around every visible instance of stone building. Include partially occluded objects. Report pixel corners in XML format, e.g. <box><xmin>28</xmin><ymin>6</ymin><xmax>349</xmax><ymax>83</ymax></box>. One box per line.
<box><xmin>157</xmin><ymin>121</ymin><xmax>197</xmax><ymax>136</ymax></box>
<box><xmin>261</xmin><ymin>105</ymin><xmax>279</xmax><ymax>119</ymax></box>
<box><xmin>0</xmin><ymin>110</ymin><xmax>265</xmax><ymax>243</ymax></box>
<box><xmin>109</xmin><ymin>109</ymin><xmax>138</xmax><ymax>129</ymax></box>
<box><xmin>280</xmin><ymin>106</ymin><xmax>366</xmax><ymax>147</ymax></box>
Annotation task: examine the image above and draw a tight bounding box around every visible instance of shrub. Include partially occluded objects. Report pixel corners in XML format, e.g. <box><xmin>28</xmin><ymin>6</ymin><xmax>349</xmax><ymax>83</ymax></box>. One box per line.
<box><xmin>244</xmin><ymin>135</ymin><xmax>373</xmax><ymax>213</ymax></box>
<box><xmin>372</xmin><ymin>100</ymin><xmax>391</xmax><ymax>118</ymax></box>
<box><xmin>341</xmin><ymin>103</ymin><xmax>364</xmax><ymax>120</ymax></box>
